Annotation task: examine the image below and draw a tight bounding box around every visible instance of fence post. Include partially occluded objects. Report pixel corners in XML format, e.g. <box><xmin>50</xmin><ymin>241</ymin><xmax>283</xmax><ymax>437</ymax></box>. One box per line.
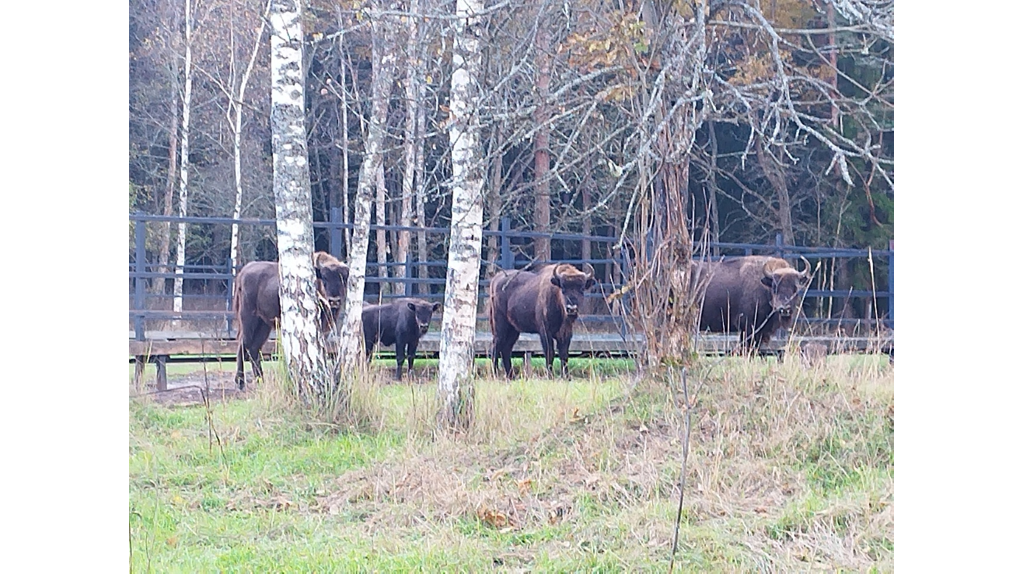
<box><xmin>888</xmin><ymin>239</ymin><xmax>894</xmax><ymax>327</ymax></box>
<box><xmin>775</xmin><ymin>232</ymin><xmax>784</xmax><ymax>259</ymax></box>
<box><xmin>330</xmin><ymin>206</ymin><xmax>343</xmax><ymax>261</ymax></box>
<box><xmin>133</xmin><ymin>213</ymin><xmax>147</xmax><ymax>341</ymax></box>
<box><xmin>500</xmin><ymin>217</ymin><xmax>512</xmax><ymax>269</ymax></box>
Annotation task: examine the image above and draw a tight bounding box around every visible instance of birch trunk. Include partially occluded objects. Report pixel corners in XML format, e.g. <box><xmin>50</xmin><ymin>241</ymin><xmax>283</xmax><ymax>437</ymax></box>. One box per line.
<box><xmin>374</xmin><ymin>163</ymin><xmax>389</xmax><ymax>297</ymax></box>
<box><xmin>396</xmin><ymin>0</ymin><xmax>420</xmax><ymax>296</ymax></box>
<box><xmin>269</xmin><ymin>0</ymin><xmax>333</xmax><ymax>398</ymax></box>
<box><xmin>532</xmin><ymin>16</ymin><xmax>552</xmax><ymax>261</ymax></box>
<box><xmin>230</xmin><ymin>0</ymin><xmax>270</xmax><ymax>271</ymax></box>
<box><xmin>414</xmin><ymin>8</ymin><xmax>429</xmax><ymax>294</ymax></box>
<box><xmin>337</xmin><ymin>2</ymin><xmax>396</xmax><ymax>370</ymax></box>
<box><xmin>155</xmin><ymin>96</ymin><xmax>178</xmax><ymax>296</ymax></box>
<box><xmin>172</xmin><ymin>0</ymin><xmax>194</xmax><ymax>316</ymax></box>
<box><xmin>437</xmin><ymin>0</ymin><xmax>484</xmax><ymax>432</ymax></box>
<box><xmin>336</xmin><ymin>8</ymin><xmax>352</xmax><ymax>254</ymax></box>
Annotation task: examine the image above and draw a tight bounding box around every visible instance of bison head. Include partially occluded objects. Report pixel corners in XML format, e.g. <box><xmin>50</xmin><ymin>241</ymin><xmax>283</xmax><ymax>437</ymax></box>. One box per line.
<box><xmin>550</xmin><ymin>264</ymin><xmax>597</xmax><ymax>318</ymax></box>
<box><xmin>409</xmin><ymin>300</ymin><xmax>443</xmax><ymax>335</ymax></box>
<box><xmin>313</xmin><ymin>251</ymin><xmax>350</xmax><ymax>314</ymax></box>
<box><xmin>760</xmin><ymin>257</ymin><xmax>811</xmax><ymax>325</ymax></box>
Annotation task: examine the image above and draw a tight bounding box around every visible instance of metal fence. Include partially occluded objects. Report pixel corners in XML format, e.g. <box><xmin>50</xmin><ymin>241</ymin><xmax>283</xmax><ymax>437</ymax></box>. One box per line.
<box><xmin>129</xmin><ymin>212</ymin><xmax>893</xmax><ymax>341</ymax></box>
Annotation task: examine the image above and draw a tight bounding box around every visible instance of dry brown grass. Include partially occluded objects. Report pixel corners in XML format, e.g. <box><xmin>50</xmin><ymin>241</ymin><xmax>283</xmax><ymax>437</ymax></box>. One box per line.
<box><xmin>249</xmin><ymin>353</ymin><xmax>894</xmax><ymax>571</ymax></box>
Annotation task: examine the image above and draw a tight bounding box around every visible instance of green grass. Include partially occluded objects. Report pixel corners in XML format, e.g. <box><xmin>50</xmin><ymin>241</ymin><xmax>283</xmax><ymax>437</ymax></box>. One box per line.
<box><xmin>130</xmin><ymin>354</ymin><xmax>893</xmax><ymax>572</ymax></box>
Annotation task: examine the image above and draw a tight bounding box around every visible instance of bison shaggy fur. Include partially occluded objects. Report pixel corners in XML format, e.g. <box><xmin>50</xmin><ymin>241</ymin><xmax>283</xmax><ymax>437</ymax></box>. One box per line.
<box><xmin>694</xmin><ymin>255</ymin><xmax>810</xmax><ymax>353</ymax></box>
<box><xmin>488</xmin><ymin>263</ymin><xmax>595</xmax><ymax>378</ymax></box>
<box><xmin>233</xmin><ymin>252</ymin><xmax>349</xmax><ymax>389</ymax></box>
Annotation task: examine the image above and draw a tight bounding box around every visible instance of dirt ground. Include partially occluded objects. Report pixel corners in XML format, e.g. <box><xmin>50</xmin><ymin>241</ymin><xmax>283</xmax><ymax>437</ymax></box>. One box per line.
<box><xmin>131</xmin><ymin>362</ymin><xmax>443</xmax><ymax>408</ymax></box>
<box><xmin>132</xmin><ymin>368</ymin><xmax>246</xmax><ymax>407</ymax></box>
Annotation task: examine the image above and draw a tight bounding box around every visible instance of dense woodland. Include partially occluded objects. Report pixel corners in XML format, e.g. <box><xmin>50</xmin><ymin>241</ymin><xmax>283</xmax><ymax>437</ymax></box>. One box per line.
<box><xmin>129</xmin><ymin>0</ymin><xmax>893</xmax><ymax>318</ymax></box>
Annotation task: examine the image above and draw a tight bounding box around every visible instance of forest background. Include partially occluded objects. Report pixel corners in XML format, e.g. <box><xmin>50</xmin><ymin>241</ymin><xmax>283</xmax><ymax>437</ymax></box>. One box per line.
<box><xmin>128</xmin><ymin>0</ymin><xmax>894</xmax><ymax>321</ymax></box>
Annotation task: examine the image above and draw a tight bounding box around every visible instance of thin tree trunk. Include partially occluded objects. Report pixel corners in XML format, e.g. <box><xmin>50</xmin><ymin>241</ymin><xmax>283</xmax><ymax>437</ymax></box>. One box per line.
<box><xmin>756</xmin><ymin>138</ymin><xmax>796</xmax><ymax>246</ymax></box>
<box><xmin>374</xmin><ymin>163</ymin><xmax>390</xmax><ymax>297</ymax></box>
<box><xmin>155</xmin><ymin>95</ymin><xmax>178</xmax><ymax>296</ymax></box>
<box><xmin>437</xmin><ymin>0</ymin><xmax>484</xmax><ymax>432</ymax></box>
<box><xmin>414</xmin><ymin>5</ymin><xmax>430</xmax><ymax>294</ymax></box>
<box><xmin>707</xmin><ymin>120</ymin><xmax>721</xmax><ymax>255</ymax></box>
<box><xmin>338</xmin><ymin>1</ymin><xmax>396</xmax><ymax>370</ymax></box>
<box><xmin>581</xmin><ymin>168</ymin><xmax>593</xmax><ymax>314</ymax></box>
<box><xmin>173</xmin><ymin>0</ymin><xmax>194</xmax><ymax>317</ymax></box>
<box><xmin>335</xmin><ymin>7</ymin><xmax>352</xmax><ymax>254</ymax></box>
<box><xmin>532</xmin><ymin>14</ymin><xmax>552</xmax><ymax>261</ymax></box>
<box><xmin>269</xmin><ymin>0</ymin><xmax>333</xmax><ymax>398</ymax></box>
<box><xmin>485</xmin><ymin>127</ymin><xmax>503</xmax><ymax>276</ymax></box>
<box><xmin>230</xmin><ymin>0</ymin><xmax>270</xmax><ymax>271</ymax></box>
<box><xmin>396</xmin><ymin>0</ymin><xmax>420</xmax><ymax>296</ymax></box>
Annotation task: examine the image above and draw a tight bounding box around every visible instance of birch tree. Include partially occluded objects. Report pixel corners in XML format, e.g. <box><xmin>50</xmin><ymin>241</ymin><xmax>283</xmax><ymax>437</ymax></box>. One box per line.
<box><xmin>437</xmin><ymin>0</ymin><xmax>485</xmax><ymax>432</ymax></box>
<box><xmin>172</xmin><ymin>0</ymin><xmax>195</xmax><ymax>316</ymax></box>
<box><xmin>337</xmin><ymin>0</ymin><xmax>397</xmax><ymax>371</ymax></box>
<box><xmin>269</xmin><ymin>0</ymin><xmax>333</xmax><ymax>398</ymax></box>
<box><xmin>396</xmin><ymin>0</ymin><xmax>422</xmax><ymax>296</ymax></box>
<box><xmin>374</xmin><ymin>163</ymin><xmax>389</xmax><ymax>296</ymax></box>
<box><xmin>228</xmin><ymin>0</ymin><xmax>270</xmax><ymax>269</ymax></box>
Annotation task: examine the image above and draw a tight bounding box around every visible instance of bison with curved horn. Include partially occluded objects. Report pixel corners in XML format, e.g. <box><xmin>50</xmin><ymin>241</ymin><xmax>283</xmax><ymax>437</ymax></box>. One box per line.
<box><xmin>488</xmin><ymin>263</ymin><xmax>596</xmax><ymax>378</ymax></box>
<box><xmin>694</xmin><ymin>255</ymin><xmax>812</xmax><ymax>353</ymax></box>
<box><xmin>233</xmin><ymin>251</ymin><xmax>350</xmax><ymax>389</ymax></box>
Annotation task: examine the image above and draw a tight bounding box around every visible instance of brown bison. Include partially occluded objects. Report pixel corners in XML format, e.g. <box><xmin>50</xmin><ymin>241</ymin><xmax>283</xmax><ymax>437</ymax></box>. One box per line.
<box><xmin>361</xmin><ymin>298</ymin><xmax>442</xmax><ymax>380</ymax></box>
<box><xmin>489</xmin><ymin>263</ymin><xmax>596</xmax><ymax>378</ymax></box>
<box><xmin>694</xmin><ymin>255</ymin><xmax>811</xmax><ymax>353</ymax></box>
<box><xmin>233</xmin><ymin>251</ymin><xmax>350</xmax><ymax>389</ymax></box>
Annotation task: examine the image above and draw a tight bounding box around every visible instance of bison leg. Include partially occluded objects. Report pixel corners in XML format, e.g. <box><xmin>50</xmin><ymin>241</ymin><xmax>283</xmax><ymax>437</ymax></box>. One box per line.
<box><xmin>493</xmin><ymin>332</ymin><xmax>518</xmax><ymax>378</ymax></box>
<box><xmin>235</xmin><ymin>341</ymin><xmax>246</xmax><ymax>389</ymax></box>
<box><xmin>539</xmin><ymin>331</ymin><xmax>557</xmax><ymax>377</ymax></box>
<box><xmin>556</xmin><ymin>335</ymin><xmax>572</xmax><ymax>378</ymax></box>
<box><xmin>247</xmin><ymin>321</ymin><xmax>273</xmax><ymax>384</ymax></box>
<box><xmin>405</xmin><ymin>340</ymin><xmax>419</xmax><ymax>379</ymax></box>
<box><xmin>395</xmin><ymin>343</ymin><xmax>407</xmax><ymax>380</ymax></box>
<box><xmin>237</xmin><ymin>319</ymin><xmax>272</xmax><ymax>390</ymax></box>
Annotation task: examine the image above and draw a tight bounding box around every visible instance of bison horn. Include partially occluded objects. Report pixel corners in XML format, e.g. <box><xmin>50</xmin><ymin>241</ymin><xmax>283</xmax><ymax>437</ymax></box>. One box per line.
<box><xmin>798</xmin><ymin>255</ymin><xmax>812</xmax><ymax>277</ymax></box>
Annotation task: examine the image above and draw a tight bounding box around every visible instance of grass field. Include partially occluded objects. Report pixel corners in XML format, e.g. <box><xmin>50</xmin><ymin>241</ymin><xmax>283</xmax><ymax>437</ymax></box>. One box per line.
<box><xmin>129</xmin><ymin>354</ymin><xmax>893</xmax><ymax>572</ymax></box>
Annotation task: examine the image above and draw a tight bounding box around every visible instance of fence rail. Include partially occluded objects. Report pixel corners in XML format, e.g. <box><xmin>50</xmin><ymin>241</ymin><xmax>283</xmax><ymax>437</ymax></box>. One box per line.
<box><xmin>129</xmin><ymin>213</ymin><xmax>893</xmax><ymax>343</ymax></box>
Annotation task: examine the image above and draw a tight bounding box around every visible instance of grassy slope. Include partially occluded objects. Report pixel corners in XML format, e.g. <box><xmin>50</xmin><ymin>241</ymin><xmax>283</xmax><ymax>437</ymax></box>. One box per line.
<box><xmin>129</xmin><ymin>355</ymin><xmax>893</xmax><ymax>572</ymax></box>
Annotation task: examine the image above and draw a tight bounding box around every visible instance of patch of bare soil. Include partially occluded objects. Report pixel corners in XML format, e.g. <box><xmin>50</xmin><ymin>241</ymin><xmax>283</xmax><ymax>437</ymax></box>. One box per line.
<box><xmin>135</xmin><ymin>369</ymin><xmax>246</xmax><ymax>407</ymax></box>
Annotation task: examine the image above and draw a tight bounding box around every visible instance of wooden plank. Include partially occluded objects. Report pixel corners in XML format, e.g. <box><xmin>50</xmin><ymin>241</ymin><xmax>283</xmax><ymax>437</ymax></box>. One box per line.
<box><xmin>129</xmin><ymin>338</ymin><xmax>275</xmax><ymax>356</ymax></box>
<box><xmin>129</xmin><ymin>331</ymin><xmax>892</xmax><ymax>359</ymax></box>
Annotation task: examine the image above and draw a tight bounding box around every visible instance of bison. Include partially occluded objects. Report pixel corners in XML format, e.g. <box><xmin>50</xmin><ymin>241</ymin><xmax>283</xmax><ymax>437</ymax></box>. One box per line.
<box><xmin>694</xmin><ymin>255</ymin><xmax>811</xmax><ymax>353</ymax></box>
<box><xmin>361</xmin><ymin>298</ymin><xmax>442</xmax><ymax>380</ymax></box>
<box><xmin>489</xmin><ymin>263</ymin><xmax>596</xmax><ymax>378</ymax></box>
<box><xmin>233</xmin><ymin>251</ymin><xmax>350</xmax><ymax>389</ymax></box>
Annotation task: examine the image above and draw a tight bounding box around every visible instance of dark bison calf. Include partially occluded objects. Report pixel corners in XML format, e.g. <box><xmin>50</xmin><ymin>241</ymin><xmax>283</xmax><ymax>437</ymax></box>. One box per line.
<box><xmin>694</xmin><ymin>255</ymin><xmax>811</xmax><ymax>353</ymax></box>
<box><xmin>234</xmin><ymin>252</ymin><xmax>350</xmax><ymax>389</ymax></box>
<box><xmin>361</xmin><ymin>298</ymin><xmax>441</xmax><ymax>380</ymax></box>
<box><xmin>489</xmin><ymin>263</ymin><xmax>595</xmax><ymax>378</ymax></box>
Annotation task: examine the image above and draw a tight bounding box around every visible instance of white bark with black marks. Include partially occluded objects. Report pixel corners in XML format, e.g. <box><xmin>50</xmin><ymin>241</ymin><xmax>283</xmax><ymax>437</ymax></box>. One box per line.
<box><xmin>437</xmin><ymin>0</ymin><xmax>485</xmax><ymax>431</ymax></box>
<box><xmin>337</xmin><ymin>1</ymin><xmax>397</xmax><ymax>370</ymax></box>
<box><xmin>230</xmin><ymin>0</ymin><xmax>271</xmax><ymax>270</ymax></box>
<box><xmin>172</xmin><ymin>0</ymin><xmax>194</xmax><ymax>316</ymax></box>
<box><xmin>270</xmin><ymin>0</ymin><xmax>332</xmax><ymax>397</ymax></box>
